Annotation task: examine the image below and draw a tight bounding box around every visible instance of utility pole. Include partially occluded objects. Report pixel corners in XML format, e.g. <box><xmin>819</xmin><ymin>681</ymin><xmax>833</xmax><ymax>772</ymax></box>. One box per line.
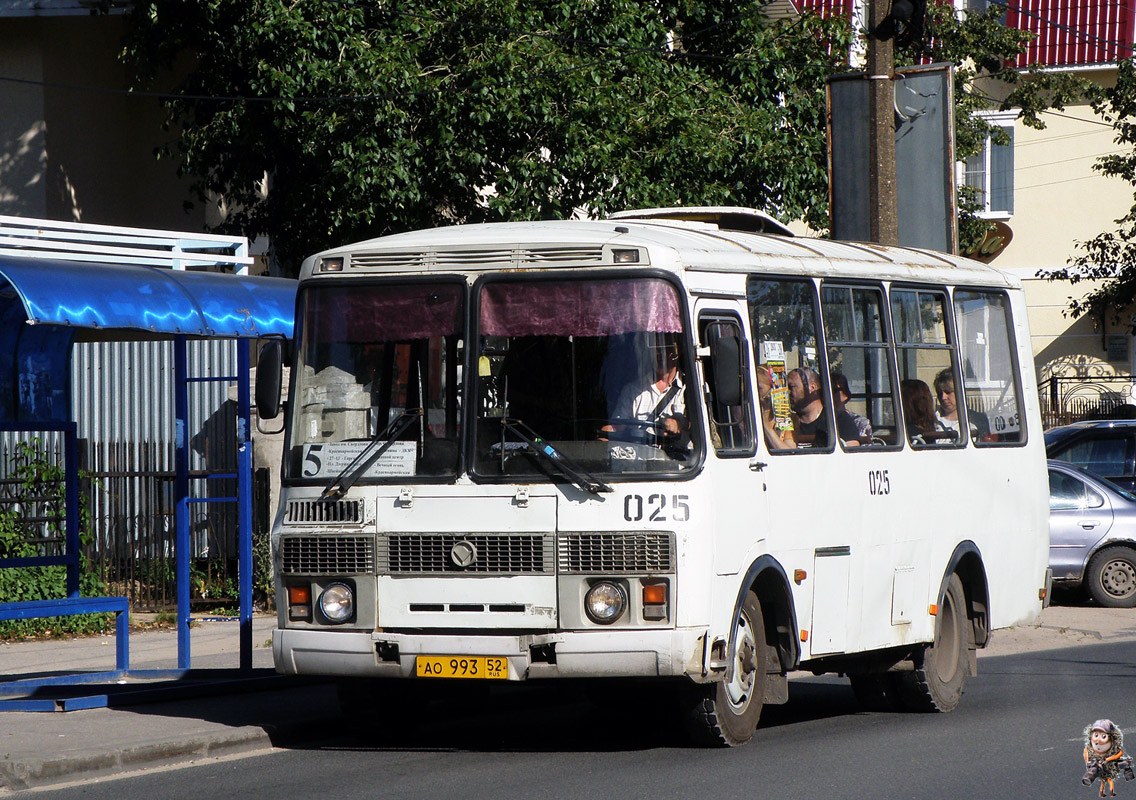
<box><xmin>866</xmin><ymin>0</ymin><xmax>898</xmax><ymax>245</ymax></box>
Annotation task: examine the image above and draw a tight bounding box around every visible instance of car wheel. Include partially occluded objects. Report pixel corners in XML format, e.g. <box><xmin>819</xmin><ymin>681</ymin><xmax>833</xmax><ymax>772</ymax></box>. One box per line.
<box><xmin>1086</xmin><ymin>546</ymin><xmax>1136</xmax><ymax>608</ymax></box>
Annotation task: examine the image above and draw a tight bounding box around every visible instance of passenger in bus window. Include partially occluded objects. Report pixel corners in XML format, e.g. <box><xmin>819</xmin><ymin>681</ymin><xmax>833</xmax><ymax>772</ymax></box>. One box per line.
<box><xmin>830</xmin><ymin>372</ymin><xmax>872</xmax><ymax>447</ymax></box>
<box><xmin>757</xmin><ymin>366</ymin><xmax>795</xmax><ymax>450</ymax></box>
<box><xmin>787</xmin><ymin>367</ymin><xmax>828</xmax><ymax>447</ymax></box>
<box><xmin>933</xmin><ymin>368</ymin><xmax>993</xmax><ymax>442</ymax></box>
<box><xmin>901</xmin><ymin>379</ymin><xmax>948</xmax><ymax>445</ymax></box>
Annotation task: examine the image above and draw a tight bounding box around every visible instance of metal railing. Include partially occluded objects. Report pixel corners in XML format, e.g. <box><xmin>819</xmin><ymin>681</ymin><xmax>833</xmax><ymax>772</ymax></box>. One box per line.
<box><xmin>1038</xmin><ymin>374</ymin><xmax>1136</xmax><ymax>429</ymax></box>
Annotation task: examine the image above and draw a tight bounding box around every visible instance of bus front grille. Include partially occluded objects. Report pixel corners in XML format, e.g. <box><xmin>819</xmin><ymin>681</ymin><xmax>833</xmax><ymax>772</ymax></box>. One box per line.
<box><xmin>281</xmin><ymin>535</ymin><xmax>375</xmax><ymax>575</ymax></box>
<box><xmin>285</xmin><ymin>498</ymin><xmax>365</xmax><ymax>525</ymax></box>
<box><xmin>557</xmin><ymin>532</ymin><xmax>674</xmax><ymax>574</ymax></box>
<box><xmin>378</xmin><ymin>533</ymin><xmax>555</xmax><ymax>575</ymax></box>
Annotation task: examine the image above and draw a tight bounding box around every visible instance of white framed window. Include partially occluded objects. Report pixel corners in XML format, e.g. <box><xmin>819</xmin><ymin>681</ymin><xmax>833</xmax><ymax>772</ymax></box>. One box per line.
<box><xmin>953</xmin><ymin>0</ymin><xmax>1006</xmax><ymax>22</ymax></box>
<box><xmin>963</xmin><ymin>114</ymin><xmax>1015</xmax><ymax>218</ymax></box>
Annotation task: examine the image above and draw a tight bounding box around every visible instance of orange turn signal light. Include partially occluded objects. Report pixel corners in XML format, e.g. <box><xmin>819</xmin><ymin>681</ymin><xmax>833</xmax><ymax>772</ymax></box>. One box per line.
<box><xmin>642</xmin><ymin>584</ymin><xmax>667</xmax><ymax>605</ymax></box>
<box><xmin>928</xmin><ymin>603</ymin><xmax>939</xmax><ymax>616</ymax></box>
<box><xmin>289</xmin><ymin>585</ymin><xmax>311</xmax><ymax>605</ymax></box>
<box><xmin>800</xmin><ymin>630</ymin><xmax>809</xmax><ymax>642</ymax></box>
<box><xmin>793</xmin><ymin>569</ymin><xmax>807</xmax><ymax>584</ymax></box>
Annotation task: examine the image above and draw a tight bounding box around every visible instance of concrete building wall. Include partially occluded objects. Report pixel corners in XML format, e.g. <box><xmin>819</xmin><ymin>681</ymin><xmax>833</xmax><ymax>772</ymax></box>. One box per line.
<box><xmin>0</xmin><ymin>15</ymin><xmax>206</xmax><ymax>230</ymax></box>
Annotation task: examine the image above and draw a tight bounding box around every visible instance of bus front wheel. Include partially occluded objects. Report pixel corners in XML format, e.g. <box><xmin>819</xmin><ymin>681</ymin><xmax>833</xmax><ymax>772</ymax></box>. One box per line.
<box><xmin>895</xmin><ymin>573</ymin><xmax>969</xmax><ymax>712</ymax></box>
<box><xmin>681</xmin><ymin>590</ymin><xmax>767</xmax><ymax>746</ymax></box>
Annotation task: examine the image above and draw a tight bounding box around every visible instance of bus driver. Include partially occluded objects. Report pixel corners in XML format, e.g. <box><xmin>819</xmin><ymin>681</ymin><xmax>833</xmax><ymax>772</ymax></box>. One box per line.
<box><xmin>603</xmin><ymin>340</ymin><xmax>689</xmax><ymax>450</ymax></box>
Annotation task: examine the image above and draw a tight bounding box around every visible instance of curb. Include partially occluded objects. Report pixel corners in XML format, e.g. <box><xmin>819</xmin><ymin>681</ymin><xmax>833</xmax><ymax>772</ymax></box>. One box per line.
<box><xmin>0</xmin><ymin>717</ymin><xmax>337</xmax><ymax>793</ymax></box>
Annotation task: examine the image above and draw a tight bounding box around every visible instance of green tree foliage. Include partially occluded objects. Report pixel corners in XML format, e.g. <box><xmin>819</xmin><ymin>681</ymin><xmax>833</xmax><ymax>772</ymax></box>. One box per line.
<box><xmin>121</xmin><ymin>1</ymin><xmax>1091</xmax><ymax>273</ymax></box>
<box><xmin>122</xmin><ymin>0</ymin><xmax>852</xmax><ymax>275</ymax></box>
<box><xmin>1039</xmin><ymin>59</ymin><xmax>1136</xmax><ymax>331</ymax></box>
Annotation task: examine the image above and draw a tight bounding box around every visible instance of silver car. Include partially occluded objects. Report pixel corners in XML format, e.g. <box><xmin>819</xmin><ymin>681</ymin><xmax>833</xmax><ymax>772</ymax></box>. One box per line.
<box><xmin>1049</xmin><ymin>460</ymin><xmax>1136</xmax><ymax>607</ymax></box>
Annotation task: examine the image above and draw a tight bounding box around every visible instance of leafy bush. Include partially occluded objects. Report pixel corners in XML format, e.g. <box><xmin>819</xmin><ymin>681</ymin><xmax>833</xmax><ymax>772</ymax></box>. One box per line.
<box><xmin>0</xmin><ymin>440</ymin><xmax>112</xmax><ymax>640</ymax></box>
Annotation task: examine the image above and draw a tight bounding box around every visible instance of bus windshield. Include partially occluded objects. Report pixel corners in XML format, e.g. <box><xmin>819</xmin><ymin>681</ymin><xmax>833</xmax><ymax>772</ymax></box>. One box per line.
<box><xmin>472</xmin><ymin>276</ymin><xmax>698</xmax><ymax>480</ymax></box>
<box><xmin>286</xmin><ymin>281</ymin><xmax>464</xmax><ymax>482</ymax></box>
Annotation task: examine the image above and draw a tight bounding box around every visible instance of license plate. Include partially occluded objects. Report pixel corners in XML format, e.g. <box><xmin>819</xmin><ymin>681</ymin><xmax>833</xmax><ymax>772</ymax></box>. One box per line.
<box><xmin>415</xmin><ymin>655</ymin><xmax>509</xmax><ymax>680</ymax></box>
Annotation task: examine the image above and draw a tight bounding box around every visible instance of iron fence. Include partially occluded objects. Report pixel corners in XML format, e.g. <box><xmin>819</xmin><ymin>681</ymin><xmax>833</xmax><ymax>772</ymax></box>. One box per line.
<box><xmin>1038</xmin><ymin>375</ymin><xmax>1136</xmax><ymax>429</ymax></box>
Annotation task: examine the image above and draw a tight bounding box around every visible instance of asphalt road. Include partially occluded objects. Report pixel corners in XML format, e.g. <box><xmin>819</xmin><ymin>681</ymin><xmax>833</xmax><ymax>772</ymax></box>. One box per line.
<box><xmin>39</xmin><ymin>636</ymin><xmax>1136</xmax><ymax>800</ymax></box>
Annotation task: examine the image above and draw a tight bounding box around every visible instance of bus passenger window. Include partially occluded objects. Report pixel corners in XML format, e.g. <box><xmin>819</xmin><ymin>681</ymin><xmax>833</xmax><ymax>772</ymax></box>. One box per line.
<box><xmin>891</xmin><ymin>288</ymin><xmax>964</xmax><ymax>448</ymax></box>
<box><xmin>699</xmin><ymin>316</ymin><xmax>756</xmax><ymax>456</ymax></box>
<box><xmin>953</xmin><ymin>290</ymin><xmax>1025</xmax><ymax>445</ymax></box>
<box><xmin>821</xmin><ymin>284</ymin><xmax>898</xmax><ymax>449</ymax></box>
<box><xmin>746</xmin><ymin>277</ymin><xmax>832</xmax><ymax>453</ymax></box>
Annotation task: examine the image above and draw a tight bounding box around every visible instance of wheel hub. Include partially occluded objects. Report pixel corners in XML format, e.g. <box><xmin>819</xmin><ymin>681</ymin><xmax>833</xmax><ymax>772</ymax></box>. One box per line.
<box><xmin>726</xmin><ymin>618</ymin><xmax>757</xmax><ymax>711</ymax></box>
<box><xmin>1101</xmin><ymin>559</ymin><xmax>1136</xmax><ymax>598</ymax></box>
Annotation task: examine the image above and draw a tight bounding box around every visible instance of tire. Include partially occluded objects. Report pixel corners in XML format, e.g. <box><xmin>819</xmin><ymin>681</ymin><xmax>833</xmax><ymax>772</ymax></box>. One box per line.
<box><xmin>681</xmin><ymin>590</ymin><xmax>767</xmax><ymax>747</ymax></box>
<box><xmin>848</xmin><ymin>673</ymin><xmax>905</xmax><ymax>712</ymax></box>
<box><xmin>1085</xmin><ymin>546</ymin><xmax>1136</xmax><ymax>608</ymax></box>
<box><xmin>894</xmin><ymin>573</ymin><xmax>969</xmax><ymax>712</ymax></box>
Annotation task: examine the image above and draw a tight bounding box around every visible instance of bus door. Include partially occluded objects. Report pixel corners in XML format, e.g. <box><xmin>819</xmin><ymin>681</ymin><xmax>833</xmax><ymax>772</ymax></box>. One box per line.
<box><xmin>695</xmin><ymin>305</ymin><xmax>766</xmax><ymax>576</ymax></box>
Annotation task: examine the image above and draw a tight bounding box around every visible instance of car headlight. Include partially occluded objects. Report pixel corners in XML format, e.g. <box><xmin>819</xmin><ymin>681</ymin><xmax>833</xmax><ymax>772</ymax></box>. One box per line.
<box><xmin>318</xmin><ymin>582</ymin><xmax>354</xmax><ymax>623</ymax></box>
<box><xmin>585</xmin><ymin>581</ymin><xmax>627</xmax><ymax>624</ymax></box>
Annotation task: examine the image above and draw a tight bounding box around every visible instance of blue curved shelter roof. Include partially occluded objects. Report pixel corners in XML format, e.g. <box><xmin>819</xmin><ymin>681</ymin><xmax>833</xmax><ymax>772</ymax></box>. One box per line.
<box><xmin>0</xmin><ymin>256</ymin><xmax>295</xmax><ymax>338</ymax></box>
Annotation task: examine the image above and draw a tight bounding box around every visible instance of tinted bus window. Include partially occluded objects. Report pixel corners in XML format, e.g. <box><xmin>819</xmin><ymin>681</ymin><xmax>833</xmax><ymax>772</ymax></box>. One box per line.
<box><xmin>747</xmin><ymin>277</ymin><xmax>832</xmax><ymax>452</ymax></box>
<box><xmin>821</xmin><ymin>284</ymin><xmax>897</xmax><ymax>448</ymax></box>
<box><xmin>892</xmin><ymin>288</ymin><xmax>964</xmax><ymax>448</ymax></box>
<box><xmin>953</xmin><ymin>290</ymin><xmax>1024</xmax><ymax>444</ymax></box>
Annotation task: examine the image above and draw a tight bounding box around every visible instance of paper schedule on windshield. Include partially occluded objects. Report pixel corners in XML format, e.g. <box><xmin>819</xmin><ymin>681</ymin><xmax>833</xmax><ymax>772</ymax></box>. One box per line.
<box><xmin>301</xmin><ymin>441</ymin><xmax>417</xmax><ymax>478</ymax></box>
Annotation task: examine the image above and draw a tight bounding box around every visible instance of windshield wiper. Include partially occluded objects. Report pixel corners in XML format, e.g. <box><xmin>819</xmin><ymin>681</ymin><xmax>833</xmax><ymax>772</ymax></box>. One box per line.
<box><xmin>501</xmin><ymin>418</ymin><xmax>612</xmax><ymax>495</ymax></box>
<box><xmin>320</xmin><ymin>409</ymin><xmax>422</xmax><ymax>501</ymax></box>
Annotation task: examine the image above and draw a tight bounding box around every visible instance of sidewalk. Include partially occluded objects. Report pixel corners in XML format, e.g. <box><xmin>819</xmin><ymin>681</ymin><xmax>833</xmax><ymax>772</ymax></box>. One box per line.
<box><xmin>1</xmin><ymin>604</ymin><xmax>1134</xmax><ymax>793</ymax></box>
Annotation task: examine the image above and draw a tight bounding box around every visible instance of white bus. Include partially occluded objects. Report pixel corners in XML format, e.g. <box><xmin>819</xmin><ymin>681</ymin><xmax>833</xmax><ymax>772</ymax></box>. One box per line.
<box><xmin>258</xmin><ymin>207</ymin><xmax>1050</xmax><ymax>746</ymax></box>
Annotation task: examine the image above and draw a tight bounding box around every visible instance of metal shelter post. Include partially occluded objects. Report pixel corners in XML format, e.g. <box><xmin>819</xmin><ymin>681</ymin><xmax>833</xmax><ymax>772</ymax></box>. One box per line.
<box><xmin>174</xmin><ymin>335</ymin><xmax>192</xmax><ymax>670</ymax></box>
<box><xmin>237</xmin><ymin>341</ymin><xmax>253</xmax><ymax>670</ymax></box>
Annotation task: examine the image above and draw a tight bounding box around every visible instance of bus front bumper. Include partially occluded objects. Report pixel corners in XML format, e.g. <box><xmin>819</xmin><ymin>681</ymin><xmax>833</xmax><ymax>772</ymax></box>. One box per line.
<box><xmin>273</xmin><ymin>627</ymin><xmax>708</xmax><ymax>681</ymax></box>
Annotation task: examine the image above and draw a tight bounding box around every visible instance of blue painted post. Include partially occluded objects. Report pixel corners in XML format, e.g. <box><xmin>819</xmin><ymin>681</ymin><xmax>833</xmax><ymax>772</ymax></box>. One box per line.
<box><xmin>174</xmin><ymin>336</ymin><xmax>191</xmax><ymax>669</ymax></box>
<box><xmin>63</xmin><ymin>424</ymin><xmax>81</xmax><ymax>599</ymax></box>
<box><xmin>237</xmin><ymin>341</ymin><xmax>253</xmax><ymax>670</ymax></box>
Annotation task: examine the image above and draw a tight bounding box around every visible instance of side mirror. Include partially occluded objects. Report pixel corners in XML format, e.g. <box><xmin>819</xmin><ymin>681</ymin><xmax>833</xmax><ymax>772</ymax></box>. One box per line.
<box><xmin>710</xmin><ymin>335</ymin><xmax>743</xmax><ymax>407</ymax></box>
<box><xmin>255</xmin><ymin>339</ymin><xmax>283</xmax><ymax>420</ymax></box>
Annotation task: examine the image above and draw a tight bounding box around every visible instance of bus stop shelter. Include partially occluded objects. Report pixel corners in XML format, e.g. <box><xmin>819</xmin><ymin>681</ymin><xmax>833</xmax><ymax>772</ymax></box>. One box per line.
<box><xmin>0</xmin><ymin>216</ymin><xmax>295</xmax><ymax>708</ymax></box>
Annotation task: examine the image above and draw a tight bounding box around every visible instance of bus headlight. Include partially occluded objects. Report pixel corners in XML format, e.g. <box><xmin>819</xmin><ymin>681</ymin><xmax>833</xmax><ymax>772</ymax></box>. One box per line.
<box><xmin>585</xmin><ymin>581</ymin><xmax>627</xmax><ymax>624</ymax></box>
<box><xmin>318</xmin><ymin>582</ymin><xmax>354</xmax><ymax>623</ymax></box>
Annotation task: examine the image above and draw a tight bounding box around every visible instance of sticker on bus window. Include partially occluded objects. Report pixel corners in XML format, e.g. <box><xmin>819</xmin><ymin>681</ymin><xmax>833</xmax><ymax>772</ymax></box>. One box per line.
<box><xmin>761</xmin><ymin>341</ymin><xmax>793</xmax><ymax>431</ymax></box>
<box><xmin>300</xmin><ymin>441</ymin><xmax>417</xmax><ymax>478</ymax></box>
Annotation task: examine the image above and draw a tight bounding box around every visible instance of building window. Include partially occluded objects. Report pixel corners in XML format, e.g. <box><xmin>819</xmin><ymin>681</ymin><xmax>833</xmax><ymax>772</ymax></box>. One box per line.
<box><xmin>964</xmin><ymin>120</ymin><xmax>1014</xmax><ymax>218</ymax></box>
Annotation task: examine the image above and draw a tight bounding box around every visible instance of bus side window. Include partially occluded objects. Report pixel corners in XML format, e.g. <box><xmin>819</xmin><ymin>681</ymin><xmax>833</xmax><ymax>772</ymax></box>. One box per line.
<box><xmin>746</xmin><ymin>276</ymin><xmax>833</xmax><ymax>453</ymax></box>
<box><xmin>820</xmin><ymin>284</ymin><xmax>899</xmax><ymax>449</ymax></box>
<box><xmin>953</xmin><ymin>290</ymin><xmax>1025</xmax><ymax>445</ymax></box>
<box><xmin>699</xmin><ymin>315</ymin><xmax>756</xmax><ymax>457</ymax></box>
<box><xmin>891</xmin><ymin>288</ymin><xmax>965</xmax><ymax>449</ymax></box>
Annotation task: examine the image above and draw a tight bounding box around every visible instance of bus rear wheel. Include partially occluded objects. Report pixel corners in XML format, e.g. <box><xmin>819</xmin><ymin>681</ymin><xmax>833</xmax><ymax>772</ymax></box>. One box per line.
<box><xmin>895</xmin><ymin>574</ymin><xmax>969</xmax><ymax>712</ymax></box>
<box><xmin>681</xmin><ymin>590</ymin><xmax>767</xmax><ymax>747</ymax></box>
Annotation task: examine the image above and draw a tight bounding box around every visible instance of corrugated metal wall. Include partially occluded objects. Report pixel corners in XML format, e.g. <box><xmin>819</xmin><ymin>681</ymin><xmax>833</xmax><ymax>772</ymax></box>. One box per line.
<box><xmin>70</xmin><ymin>339</ymin><xmax>241</xmax><ymax>607</ymax></box>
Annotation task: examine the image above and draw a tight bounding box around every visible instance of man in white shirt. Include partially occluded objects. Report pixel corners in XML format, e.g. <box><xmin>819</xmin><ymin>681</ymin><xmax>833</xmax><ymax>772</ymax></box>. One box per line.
<box><xmin>605</xmin><ymin>341</ymin><xmax>689</xmax><ymax>448</ymax></box>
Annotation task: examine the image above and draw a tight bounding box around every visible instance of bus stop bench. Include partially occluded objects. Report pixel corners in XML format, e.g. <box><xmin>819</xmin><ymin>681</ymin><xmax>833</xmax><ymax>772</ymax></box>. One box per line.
<box><xmin>0</xmin><ymin>597</ymin><xmax>130</xmax><ymax>670</ymax></box>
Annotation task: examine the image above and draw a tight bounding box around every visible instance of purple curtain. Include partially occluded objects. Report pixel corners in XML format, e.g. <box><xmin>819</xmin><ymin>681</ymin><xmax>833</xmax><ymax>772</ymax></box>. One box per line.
<box><xmin>480</xmin><ymin>279</ymin><xmax>682</xmax><ymax>337</ymax></box>
<box><xmin>305</xmin><ymin>284</ymin><xmax>463</xmax><ymax>342</ymax></box>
